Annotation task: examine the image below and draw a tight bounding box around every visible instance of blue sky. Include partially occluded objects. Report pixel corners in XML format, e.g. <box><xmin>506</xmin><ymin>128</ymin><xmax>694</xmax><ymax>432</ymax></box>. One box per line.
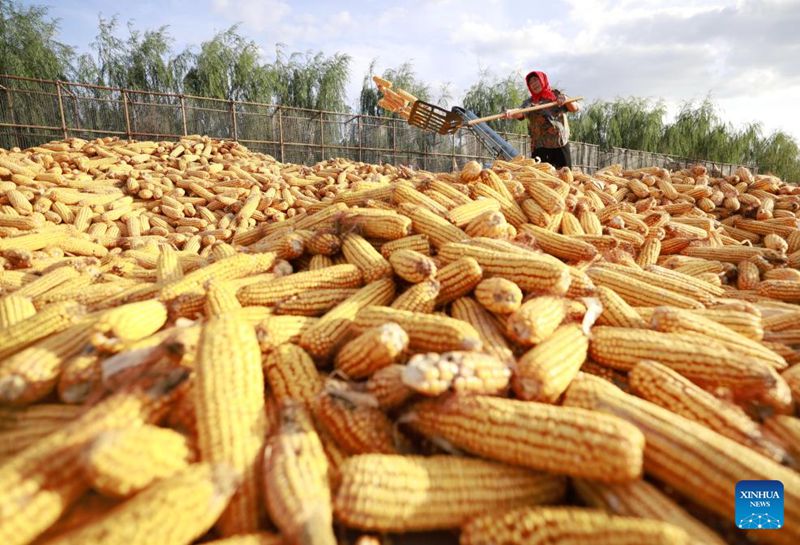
<box><xmin>30</xmin><ymin>0</ymin><xmax>800</xmax><ymax>140</ymax></box>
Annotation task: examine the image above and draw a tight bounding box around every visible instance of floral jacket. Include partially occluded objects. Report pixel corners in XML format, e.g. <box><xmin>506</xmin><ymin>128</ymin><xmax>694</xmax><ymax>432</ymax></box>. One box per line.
<box><xmin>519</xmin><ymin>89</ymin><xmax>570</xmax><ymax>151</ymax></box>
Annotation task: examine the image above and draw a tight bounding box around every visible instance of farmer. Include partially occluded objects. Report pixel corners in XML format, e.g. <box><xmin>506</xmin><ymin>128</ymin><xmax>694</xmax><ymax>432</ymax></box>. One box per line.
<box><xmin>503</xmin><ymin>70</ymin><xmax>580</xmax><ymax>169</ymax></box>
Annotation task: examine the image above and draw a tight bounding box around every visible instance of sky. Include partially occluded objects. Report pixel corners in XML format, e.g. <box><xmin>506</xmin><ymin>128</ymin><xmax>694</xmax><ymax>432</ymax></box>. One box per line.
<box><xmin>34</xmin><ymin>0</ymin><xmax>800</xmax><ymax>141</ymax></box>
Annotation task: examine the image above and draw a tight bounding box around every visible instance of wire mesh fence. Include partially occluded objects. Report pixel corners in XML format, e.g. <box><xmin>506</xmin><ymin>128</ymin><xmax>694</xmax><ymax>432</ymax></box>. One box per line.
<box><xmin>0</xmin><ymin>74</ymin><xmax>754</xmax><ymax>176</ymax></box>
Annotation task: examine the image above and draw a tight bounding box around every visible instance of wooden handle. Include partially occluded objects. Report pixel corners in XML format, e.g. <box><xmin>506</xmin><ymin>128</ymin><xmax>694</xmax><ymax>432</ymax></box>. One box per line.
<box><xmin>466</xmin><ymin>97</ymin><xmax>584</xmax><ymax>126</ymax></box>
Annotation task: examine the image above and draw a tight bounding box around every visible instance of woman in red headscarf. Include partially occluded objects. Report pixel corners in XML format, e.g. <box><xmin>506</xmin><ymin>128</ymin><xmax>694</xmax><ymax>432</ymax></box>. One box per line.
<box><xmin>504</xmin><ymin>70</ymin><xmax>580</xmax><ymax>169</ymax></box>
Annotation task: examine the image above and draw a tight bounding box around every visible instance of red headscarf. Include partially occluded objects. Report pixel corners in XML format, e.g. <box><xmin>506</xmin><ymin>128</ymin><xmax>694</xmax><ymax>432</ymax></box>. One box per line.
<box><xmin>525</xmin><ymin>70</ymin><xmax>557</xmax><ymax>102</ymax></box>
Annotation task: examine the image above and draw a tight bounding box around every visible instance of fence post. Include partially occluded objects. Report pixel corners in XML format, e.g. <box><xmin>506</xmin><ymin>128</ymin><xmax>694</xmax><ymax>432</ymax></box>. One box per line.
<box><xmin>56</xmin><ymin>81</ymin><xmax>68</xmax><ymax>139</ymax></box>
<box><xmin>319</xmin><ymin>111</ymin><xmax>325</xmax><ymax>161</ymax></box>
<box><xmin>230</xmin><ymin>100</ymin><xmax>238</xmax><ymax>141</ymax></box>
<box><xmin>122</xmin><ymin>90</ymin><xmax>132</xmax><ymax>140</ymax></box>
<box><xmin>179</xmin><ymin>95</ymin><xmax>188</xmax><ymax>136</ymax></box>
<box><xmin>277</xmin><ymin>107</ymin><xmax>285</xmax><ymax>163</ymax></box>
<box><xmin>357</xmin><ymin>115</ymin><xmax>363</xmax><ymax>163</ymax></box>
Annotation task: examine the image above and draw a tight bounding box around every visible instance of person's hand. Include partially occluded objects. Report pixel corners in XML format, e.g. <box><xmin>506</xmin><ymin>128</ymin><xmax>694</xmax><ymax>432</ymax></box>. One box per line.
<box><xmin>556</xmin><ymin>95</ymin><xmax>566</xmax><ymax>107</ymax></box>
<box><xmin>503</xmin><ymin>109</ymin><xmax>515</xmax><ymax>119</ymax></box>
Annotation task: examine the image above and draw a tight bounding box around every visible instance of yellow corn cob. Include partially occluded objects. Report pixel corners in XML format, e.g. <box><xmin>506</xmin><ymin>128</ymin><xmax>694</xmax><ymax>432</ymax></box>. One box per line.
<box><xmin>763</xmin><ymin>415</ymin><xmax>800</xmax><ymax>467</ymax></box>
<box><xmin>298</xmin><ymin>278</ymin><xmax>396</xmax><ymax>360</ymax></box>
<box><xmin>13</xmin><ymin>265</ymin><xmax>79</xmax><ymax>299</ymax></box>
<box><xmin>194</xmin><ymin>314</ymin><xmax>267</xmax><ymax>535</ymax></box>
<box><xmin>763</xmin><ymin>309</ymin><xmax>800</xmax><ymax>332</ymax></box>
<box><xmin>314</xmin><ymin>384</ymin><xmax>397</xmax><ymax>454</ymax></box>
<box><xmin>563</xmin><ymin>372</ymin><xmax>800</xmax><ymax>545</ymax></box>
<box><xmin>0</xmin><ymin>294</ymin><xmax>36</xmax><ymax>329</ymax></box>
<box><xmin>404</xmin><ymin>394</ymin><xmax>643</xmax><ymax>481</ymax></box>
<box><xmin>524</xmin><ymin>180</ymin><xmax>565</xmax><ymax>214</ymax></box>
<box><xmin>379</xmin><ymin>234</ymin><xmax>431</xmax><ymax>258</ymax></box>
<box><xmin>0</xmin><ymin>300</ymin><xmax>84</xmax><ymax>360</ymax></box>
<box><xmin>636</xmin><ymin>236</ymin><xmax>661</xmax><ymax>267</ymax></box>
<box><xmin>0</xmin><ymin>228</ymin><xmax>68</xmax><ymax>252</ymax></box>
<box><xmin>92</xmin><ymin>299</ymin><xmax>168</xmax><ymax>343</ymax></box>
<box><xmin>156</xmin><ymin>244</ymin><xmax>183</xmax><ymax>284</ymax></box>
<box><xmin>513</xmin><ymin>324</ymin><xmax>588</xmax><ymax>402</ymax></box>
<box><xmin>263</xmin><ymin>401</ymin><xmax>335</xmax><ymax>545</ymax></box>
<box><xmin>258</xmin><ymin>315</ymin><xmax>319</xmax><ymax>349</ymax></box>
<box><xmin>365</xmin><ymin>364</ymin><xmax>415</xmax><ymax>410</ymax></box>
<box><xmin>560</xmin><ymin>211</ymin><xmax>585</xmax><ymax>235</ymax></box>
<box><xmin>393</xmin><ymin>182</ymin><xmax>449</xmax><ymax>216</ymax></box>
<box><xmin>300</xmin><ymin>231</ymin><xmax>340</xmax><ymax>256</ymax></box>
<box><xmin>398</xmin><ymin>204</ymin><xmax>467</xmax><ymax>248</ymax></box>
<box><xmin>203</xmin><ymin>279</ymin><xmax>243</xmax><ymax>316</ymax></box>
<box><xmin>629</xmin><ymin>360</ymin><xmax>785</xmax><ymax>461</ymax></box>
<box><xmin>690</xmin><ymin>307</ymin><xmax>764</xmax><ymax>340</ymax></box>
<box><xmin>595</xmin><ymin>286</ymin><xmax>647</xmax><ymax>328</ymax></box>
<box><xmin>343</xmin><ymin>209</ymin><xmax>412</xmax><ymax>240</ymax></box>
<box><xmin>737</xmin><ymin>259</ymin><xmax>762</xmax><ymax>290</ymax></box>
<box><xmin>264</xmin><ymin>343</ymin><xmax>324</xmax><ymax>407</ymax></box>
<box><xmin>273</xmin><ymin>288</ymin><xmax>359</xmax><ymax>317</ymax></box>
<box><xmin>0</xmin><ymin>368</ymin><xmax>189</xmax><ymax>545</ymax></box>
<box><xmin>159</xmin><ymin>251</ymin><xmax>275</xmax><ymax>301</ymax></box>
<box><xmin>460</xmin><ymin>507</ymin><xmax>690</xmax><ymax>545</ymax></box>
<box><xmin>650</xmin><ymin>306</ymin><xmax>786</xmax><ymax>370</ymax></box>
<box><xmin>446</xmin><ymin>198</ymin><xmax>501</xmax><ymax>227</ymax></box>
<box><xmin>586</xmin><ymin>266</ymin><xmax>703</xmax><ymax>309</ymax></box>
<box><xmin>434</xmin><ymin>256</ymin><xmax>483</xmax><ymax>305</ymax></box>
<box><xmin>589</xmin><ymin>326</ymin><xmax>777</xmax><ymax>394</ymax></box>
<box><xmin>340</xmin><ymin>233</ymin><xmax>392</xmax><ymax>283</ymax></box>
<box><xmin>438</xmin><ymin>242</ymin><xmax>571</xmax><ymax>295</ymax></box>
<box><xmin>520</xmin><ymin>224</ymin><xmax>598</xmax><ymax>262</ymax></box>
<box><xmin>388</xmin><ymin>249</ymin><xmax>437</xmax><ymax>283</ymax></box>
<box><xmin>764</xmin><ymin>232</ymin><xmax>788</xmax><ymax>253</ymax></box>
<box><xmin>238</xmin><ymin>264</ymin><xmax>362</xmax><ymax>306</ymax></box>
<box><xmin>627</xmin><ymin>262</ymin><xmax>724</xmax><ymax>300</ymax></box>
<box><xmin>506</xmin><ymin>296</ymin><xmax>567</xmax><ymax>346</ymax></box>
<box><xmin>41</xmin><ymin>463</ymin><xmax>239</xmax><ymax>545</ymax></box>
<box><xmin>333</xmin><ymin>454</ymin><xmax>566</xmax><ymax>532</ymax></box>
<box><xmin>391</xmin><ymin>278</ymin><xmax>440</xmax><ymax>313</ymax></box>
<box><xmin>683</xmin><ymin>245</ymin><xmax>784</xmax><ymax>263</ymax></box>
<box><xmin>0</xmin><ymin>404</ymin><xmax>86</xmax><ymax>458</ymax></box>
<box><xmin>334</xmin><ymin>322</ymin><xmax>408</xmax><ymax>379</ymax></box>
<box><xmin>464</xmin><ymin>210</ymin><xmax>514</xmax><ymax>239</ymax></box>
<box><xmin>200</xmin><ymin>533</ymin><xmax>284</xmax><ymax>545</ymax></box>
<box><xmin>474</xmin><ymin>277</ymin><xmax>522</xmax><ymax>314</ymax></box>
<box><xmin>470</xmin><ymin>183</ymin><xmax>527</xmax><ymax>227</ymax></box>
<box><xmin>57</xmin><ymin>347</ymin><xmax>102</xmax><ymax>404</ymax></box>
<box><xmin>765</xmin><ymin>268</ymin><xmax>800</xmax><ymax>282</ymax></box>
<box><xmin>577</xmin><ymin>207</ymin><xmax>603</xmax><ymax>235</ymax></box>
<box><xmin>758</xmin><ymin>279</ymin><xmax>800</xmax><ymax>302</ymax></box>
<box><xmin>83</xmin><ymin>424</ymin><xmax>193</xmax><ymax>498</ymax></box>
<box><xmin>573</xmin><ymin>479</ymin><xmax>726</xmax><ymax>545</ymax></box>
<box><xmin>521</xmin><ymin>198</ymin><xmax>552</xmax><ymax>227</ymax></box>
<box><xmin>450</xmin><ymin>297</ymin><xmax>515</xmax><ymax>364</ymax></box>
<box><xmin>354</xmin><ymin>305</ymin><xmax>482</xmax><ymax>353</ymax></box>
<box><xmin>308</xmin><ymin>254</ymin><xmax>334</xmax><ymax>271</ymax></box>
<box><xmin>248</xmin><ymin>231</ymin><xmax>305</xmax><ymax>260</ymax></box>
<box><xmin>402</xmin><ymin>351</ymin><xmax>510</xmax><ymax>396</ymax></box>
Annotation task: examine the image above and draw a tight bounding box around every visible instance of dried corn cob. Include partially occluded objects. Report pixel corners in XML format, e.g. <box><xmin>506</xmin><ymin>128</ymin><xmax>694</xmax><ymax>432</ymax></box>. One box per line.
<box><xmin>450</xmin><ymin>297</ymin><xmax>515</xmax><ymax>364</ymax></box>
<box><xmin>334</xmin><ymin>322</ymin><xmax>408</xmax><ymax>379</ymax></box>
<box><xmin>204</xmin><ymin>279</ymin><xmax>243</xmax><ymax>316</ymax></box>
<box><xmin>399</xmin><ymin>203</ymin><xmax>467</xmax><ymax>248</ymax></box>
<box><xmin>365</xmin><ymin>364</ymin><xmax>415</xmax><ymax>410</ymax></box>
<box><xmin>403</xmin><ymin>394</ymin><xmax>644</xmax><ymax>482</ymax></box>
<box><xmin>238</xmin><ymin>264</ymin><xmax>363</xmax><ymax>306</ymax></box>
<box><xmin>506</xmin><ymin>296</ymin><xmax>567</xmax><ymax>346</ymax></box>
<box><xmin>263</xmin><ymin>401</ymin><xmax>335</xmax><ymax>545</ymax></box>
<box><xmin>402</xmin><ymin>351</ymin><xmax>510</xmax><ymax>396</ymax></box>
<box><xmin>341</xmin><ymin>233</ymin><xmax>392</xmax><ymax>283</ymax></box>
<box><xmin>264</xmin><ymin>343</ymin><xmax>324</xmax><ymax>407</ymax></box>
<box><xmin>343</xmin><ymin>209</ymin><xmax>412</xmax><ymax>240</ymax></box>
<box><xmin>194</xmin><ymin>314</ymin><xmax>266</xmax><ymax>535</ymax></box>
<box><xmin>390</xmin><ymin>279</ymin><xmax>440</xmax><ymax>313</ymax></box>
<box><xmin>474</xmin><ymin>277</ymin><xmax>522</xmax><ymax>314</ymax></box>
<box><xmin>434</xmin><ymin>256</ymin><xmax>483</xmax><ymax>305</ymax></box>
<box><xmin>446</xmin><ymin>198</ymin><xmax>501</xmax><ymax>227</ymax></box>
<box><xmin>353</xmin><ymin>306</ymin><xmax>482</xmax><ymax>353</ymax></box>
<box><xmin>520</xmin><ymin>224</ymin><xmax>598</xmax><ymax>261</ymax></box>
<box><xmin>388</xmin><ymin>249</ymin><xmax>437</xmax><ymax>283</ymax></box>
<box><xmin>83</xmin><ymin>424</ymin><xmax>193</xmax><ymax>498</ymax></box>
<box><xmin>0</xmin><ymin>300</ymin><xmax>84</xmax><ymax>360</ymax></box>
<box><xmin>379</xmin><ymin>234</ymin><xmax>431</xmax><ymax>258</ymax></box>
<box><xmin>586</xmin><ymin>266</ymin><xmax>704</xmax><ymax>309</ymax></box>
<box><xmin>460</xmin><ymin>507</ymin><xmax>690</xmax><ymax>545</ymax></box>
<box><xmin>258</xmin><ymin>315</ymin><xmax>319</xmax><ymax>348</ymax></box>
<box><xmin>512</xmin><ymin>323</ymin><xmax>588</xmax><ymax>402</ymax></box>
<box><xmin>273</xmin><ymin>288</ymin><xmax>359</xmax><ymax>317</ymax></box>
<box><xmin>758</xmin><ymin>280</ymin><xmax>800</xmax><ymax>302</ymax></box>
<box><xmin>333</xmin><ymin>454</ymin><xmax>565</xmax><ymax>532</ymax></box>
<box><xmin>595</xmin><ymin>286</ymin><xmax>647</xmax><ymax>328</ymax></box>
<box><xmin>0</xmin><ymin>294</ymin><xmax>36</xmax><ymax>328</ymax></box>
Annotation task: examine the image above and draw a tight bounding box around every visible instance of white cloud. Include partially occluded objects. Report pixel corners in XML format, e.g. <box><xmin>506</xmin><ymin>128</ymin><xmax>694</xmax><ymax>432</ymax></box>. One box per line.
<box><xmin>211</xmin><ymin>0</ymin><xmax>291</xmax><ymax>31</ymax></box>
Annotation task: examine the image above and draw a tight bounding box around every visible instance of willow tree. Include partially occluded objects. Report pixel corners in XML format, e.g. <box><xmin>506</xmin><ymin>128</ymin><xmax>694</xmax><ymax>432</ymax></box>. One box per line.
<box><xmin>0</xmin><ymin>0</ymin><xmax>73</xmax><ymax>79</ymax></box>
<box><xmin>462</xmin><ymin>70</ymin><xmax>528</xmax><ymax>135</ymax></box>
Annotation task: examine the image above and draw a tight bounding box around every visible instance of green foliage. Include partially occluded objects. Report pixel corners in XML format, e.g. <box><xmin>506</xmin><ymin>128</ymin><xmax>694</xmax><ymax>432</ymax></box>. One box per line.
<box><xmin>462</xmin><ymin>69</ymin><xmax>528</xmax><ymax>135</ymax></box>
<box><xmin>0</xmin><ymin>0</ymin><xmax>73</xmax><ymax>79</ymax></box>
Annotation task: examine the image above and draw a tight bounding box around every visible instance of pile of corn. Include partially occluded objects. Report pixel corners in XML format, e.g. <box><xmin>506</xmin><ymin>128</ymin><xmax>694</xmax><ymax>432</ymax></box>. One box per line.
<box><xmin>2</xmin><ymin>135</ymin><xmax>800</xmax><ymax>545</ymax></box>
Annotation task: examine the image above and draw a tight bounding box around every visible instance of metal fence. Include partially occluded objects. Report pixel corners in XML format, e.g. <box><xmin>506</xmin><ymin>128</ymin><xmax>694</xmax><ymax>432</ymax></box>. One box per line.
<box><xmin>0</xmin><ymin>74</ymin><xmax>753</xmax><ymax>175</ymax></box>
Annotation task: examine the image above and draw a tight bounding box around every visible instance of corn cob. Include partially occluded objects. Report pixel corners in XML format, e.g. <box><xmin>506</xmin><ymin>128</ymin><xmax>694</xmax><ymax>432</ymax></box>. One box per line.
<box><xmin>446</xmin><ymin>198</ymin><xmax>501</xmax><ymax>227</ymax></box>
<box><xmin>650</xmin><ymin>306</ymin><xmax>786</xmax><ymax>370</ymax></box>
<box><xmin>393</xmin><ymin>183</ymin><xmax>449</xmax><ymax>216</ymax></box>
<box><xmin>520</xmin><ymin>224</ymin><xmax>598</xmax><ymax>261</ymax></box>
<box><xmin>83</xmin><ymin>424</ymin><xmax>193</xmax><ymax>498</ymax></box>
<box><xmin>765</xmin><ymin>268</ymin><xmax>800</xmax><ymax>282</ymax></box>
<box><xmin>464</xmin><ymin>211</ymin><xmax>514</xmax><ymax>239</ymax></box>
<box><xmin>434</xmin><ymin>256</ymin><xmax>483</xmax><ymax>305</ymax></box>
<box><xmin>758</xmin><ymin>279</ymin><xmax>800</xmax><ymax>302</ymax></box>
<box><xmin>691</xmin><ymin>307</ymin><xmax>764</xmax><ymax>340</ymax></box>
<box><xmin>263</xmin><ymin>401</ymin><xmax>335</xmax><ymax>545</ymax></box>
<box><xmin>303</xmin><ymin>231</ymin><xmax>342</xmax><ymax>256</ymax></box>
<box><xmin>403</xmin><ymin>394</ymin><xmax>643</xmax><ymax>482</ymax></box>
<box><xmin>506</xmin><ymin>296</ymin><xmax>567</xmax><ymax>346</ymax></box>
<box><xmin>298</xmin><ymin>278</ymin><xmax>395</xmax><ymax>360</ymax></box>
<box><xmin>629</xmin><ymin>360</ymin><xmax>785</xmax><ymax>461</ymax></box>
<box><xmin>402</xmin><ymin>351</ymin><xmax>510</xmax><ymax>396</ymax></box>
<box><xmin>474</xmin><ymin>277</ymin><xmax>522</xmax><ymax>314</ymax></box>
<box><xmin>573</xmin><ymin>479</ymin><xmax>726</xmax><ymax>545</ymax></box>
<box><xmin>524</xmin><ymin>180</ymin><xmax>565</xmax><ymax>214</ymax></box>
<box><xmin>763</xmin><ymin>310</ymin><xmax>800</xmax><ymax>332</ymax></box>
<box><xmin>194</xmin><ymin>314</ymin><xmax>266</xmax><ymax>535</ymax></box>
<box><xmin>636</xmin><ymin>236</ymin><xmax>661</xmax><ymax>267</ymax></box>
<box><xmin>204</xmin><ymin>279</ymin><xmax>243</xmax><ymax>316</ymax></box>
<box><xmin>0</xmin><ymin>404</ymin><xmax>86</xmax><ymax>459</ymax></box>
<box><xmin>460</xmin><ymin>507</ymin><xmax>690</xmax><ymax>545</ymax></box>
<box><xmin>314</xmin><ymin>383</ymin><xmax>397</xmax><ymax>454</ymax></box>
<box><xmin>40</xmin><ymin>463</ymin><xmax>239</xmax><ymax>545</ymax></box>
<box><xmin>379</xmin><ymin>234</ymin><xmax>431</xmax><ymax>258</ymax></box>
<box><xmin>365</xmin><ymin>364</ymin><xmax>415</xmax><ymax>409</ymax></box>
<box><xmin>399</xmin><ymin>203</ymin><xmax>468</xmax><ymax>249</ymax></box>
<box><xmin>0</xmin><ymin>300</ymin><xmax>85</xmax><ymax>360</ymax></box>
<box><xmin>763</xmin><ymin>415</ymin><xmax>800</xmax><ymax>467</ymax></box>
<box><xmin>353</xmin><ymin>306</ymin><xmax>482</xmax><ymax>353</ymax></box>
<box><xmin>334</xmin><ymin>322</ymin><xmax>408</xmax><ymax>379</ymax></box>
<box><xmin>471</xmin><ymin>183</ymin><xmax>527</xmax><ymax>227</ymax></box>
<box><xmin>682</xmin><ymin>245</ymin><xmax>784</xmax><ymax>263</ymax></box>
<box><xmin>333</xmin><ymin>454</ymin><xmax>565</xmax><ymax>532</ymax></box>
<box><xmin>159</xmin><ymin>251</ymin><xmax>275</xmax><ymax>301</ymax></box>
<box><xmin>56</xmin><ymin>346</ymin><xmax>102</xmax><ymax>404</ymax></box>
<box><xmin>512</xmin><ymin>323</ymin><xmax>588</xmax><ymax>402</ymax></box>
<box><xmin>0</xmin><ymin>294</ymin><xmax>36</xmax><ymax>328</ymax></box>
<box><xmin>589</xmin><ymin>326</ymin><xmax>777</xmax><ymax>394</ymax></box>
<box><xmin>341</xmin><ymin>233</ymin><xmax>392</xmax><ymax>283</ymax></box>
<box><xmin>388</xmin><ymin>249</ymin><xmax>437</xmax><ymax>283</ymax></box>
<box><xmin>521</xmin><ymin>198</ymin><xmax>552</xmax><ymax>226</ymax></box>
<box><xmin>586</xmin><ymin>265</ymin><xmax>704</xmax><ymax>309</ymax></box>
<box><xmin>13</xmin><ymin>265</ymin><xmax>79</xmax><ymax>298</ymax></box>
<box><xmin>342</xmin><ymin>209</ymin><xmax>412</xmax><ymax>240</ymax></box>
<box><xmin>450</xmin><ymin>297</ymin><xmax>515</xmax><ymax>365</ymax></box>
<box><xmin>595</xmin><ymin>286</ymin><xmax>647</xmax><ymax>328</ymax></box>
<box><xmin>238</xmin><ymin>264</ymin><xmax>362</xmax><ymax>306</ymax></box>
<box><xmin>391</xmin><ymin>279</ymin><xmax>440</xmax><ymax>313</ymax></box>
<box><xmin>263</xmin><ymin>343</ymin><xmax>324</xmax><ymax>408</ymax></box>
<box><xmin>273</xmin><ymin>288</ymin><xmax>359</xmax><ymax>317</ymax></box>
<box><xmin>564</xmin><ymin>372</ymin><xmax>800</xmax><ymax>545</ymax></box>
<box><xmin>308</xmin><ymin>254</ymin><xmax>334</xmax><ymax>271</ymax></box>
<box><xmin>258</xmin><ymin>315</ymin><xmax>319</xmax><ymax>348</ymax></box>
<box><xmin>0</xmin><ymin>367</ymin><xmax>188</xmax><ymax>545</ymax></box>
<box><xmin>92</xmin><ymin>299</ymin><xmax>168</xmax><ymax>342</ymax></box>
